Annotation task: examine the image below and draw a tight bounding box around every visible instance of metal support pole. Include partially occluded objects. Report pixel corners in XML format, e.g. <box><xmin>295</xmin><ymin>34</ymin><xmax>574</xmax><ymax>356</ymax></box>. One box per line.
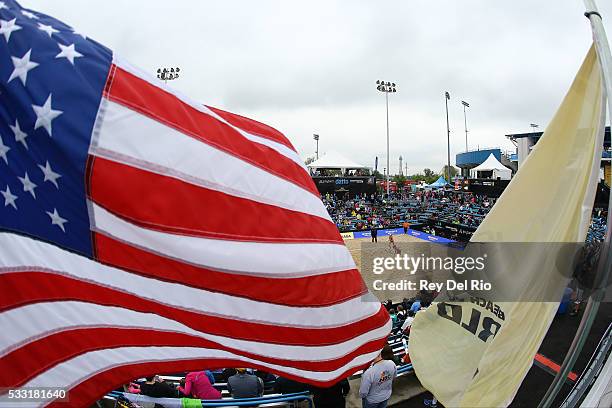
<box><xmin>463</xmin><ymin>104</ymin><xmax>469</xmax><ymax>151</ymax></box>
<box><xmin>538</xmin><ymin>2</ymin><xmax>612</xmax><ymax>407</ymax></box>
<box><xmin>386</xmin><ymin>91</ymin><xmax>390</xmax><ymax>196</ymax></box>
<box><xmin>445</xmin><ymin>93</ymin><xmax>451</xmax><ymax>183</ymax></box>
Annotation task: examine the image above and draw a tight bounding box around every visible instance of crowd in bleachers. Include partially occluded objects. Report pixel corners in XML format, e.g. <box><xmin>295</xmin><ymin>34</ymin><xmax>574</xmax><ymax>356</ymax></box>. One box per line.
<box><xmin>111</xmin><ymin>359</ymin><xmax>398</xmax><ymax>408</ymax></box>
<box><xmin>322</xmin><ymin>190</ymin><xmax>496</xmax><ymax>240</ymax></box>
<box><xmin>587</xmin><ymin>213</ymin><xmax>607</xmax><ymax>243</ymax></box>
<box><xmin>323</xmin><ymin>190</ymin><xmax>608</xmax><ymax>243</ymax></box>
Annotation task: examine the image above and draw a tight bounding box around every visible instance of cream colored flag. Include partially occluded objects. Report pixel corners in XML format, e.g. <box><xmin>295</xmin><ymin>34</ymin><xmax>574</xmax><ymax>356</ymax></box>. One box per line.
<box><xmin>409</xmin><ymin>45</ymin><xmax>605</xmax><ymax>407</ymax></box>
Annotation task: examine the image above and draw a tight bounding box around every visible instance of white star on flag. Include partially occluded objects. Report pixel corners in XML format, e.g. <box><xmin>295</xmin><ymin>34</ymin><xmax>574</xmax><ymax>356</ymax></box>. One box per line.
<box><xmin>10</xmin><ymin>119</ymin><xmax>28</xmax><ymax>149</ymax></box>
<box><xmin>8</xmin><ymin>49</ymin><xmax>39</xmax><ymax>85</ymax></box>
<box><xmin>18</xmin><ymin>172</ymin><xmax>37</xmax><ymax>199</ymax></box>
<box><xmin>46</xmin><ymin>208</ymin><xmax>67</xmax><ymax>232</ymax></box>
<box><xmin>0</xmin><ymin>18</ymin><xmax>21</xmax><ymax>42</ymax></box>
<box><xmin>1</xmin><ymin>185</ymin><xmax>17</xmax><ymax>209</ymax></box>
<box><xmin>0</xmin><ymin>2</ymin><xmax>8</xmax><ymax>11</ymax></box>
<box><xmin>21</xmin><ymin>10</ymin><xmax>39</xmax><ymax>19</ymax></box>
<box><xmin>56</xmin><ymin>43</ymin><xmax>83</xmax><ymax>64</ymax></box>
<box><xmin>38</xmin><ymin>161</ymin><xmax>61</xmax><ymax>188</ymax></box>
<box><xmin>0</xmin><ymin>135</ymin><xmax>9</xmax><ymax>164</ymax></box>
<box><xmin>32</xmin><ymin>94</ymin><xmax>63</xmax><ymax>136</ymax></box>
<box><xmin>37</xmin><ymin>23</ymin><xmax>58</xmax><ymax>37</ymax></box>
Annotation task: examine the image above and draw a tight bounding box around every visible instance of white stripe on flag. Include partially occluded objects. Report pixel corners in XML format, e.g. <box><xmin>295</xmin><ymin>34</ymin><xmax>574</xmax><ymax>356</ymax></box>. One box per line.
<box><xmin>90</xmin><ymin>203</ymin><xmax>352</xmax><ymax>277</ymax></box>
<box><xmin>0</xmin><ymin>233</ymin><xmax>377</xmax><ymax>328</ymax></box>
<box><xmin>0</xmin><ymin>301</ymin><xmax>390</xmax><ymax>361</ymax></box>
<box><xmin>91</xmin><ymin>99</ymin><xmax>328</xmax><ymax>221</ymax></box>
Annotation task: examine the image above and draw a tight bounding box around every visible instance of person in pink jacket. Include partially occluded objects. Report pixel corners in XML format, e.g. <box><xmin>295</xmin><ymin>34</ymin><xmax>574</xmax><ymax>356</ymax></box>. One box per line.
<box><xmin>179</xmin><ymin>371</ymin><xmax>221</xmax><ymax>400</ymax></box>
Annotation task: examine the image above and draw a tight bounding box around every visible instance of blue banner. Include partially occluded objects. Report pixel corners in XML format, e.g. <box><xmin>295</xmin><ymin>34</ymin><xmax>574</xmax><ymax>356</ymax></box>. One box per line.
<box><xmin>351</xmin><ymin>228</ymin><xmax>455</xmax><ymax>244</ymax></box>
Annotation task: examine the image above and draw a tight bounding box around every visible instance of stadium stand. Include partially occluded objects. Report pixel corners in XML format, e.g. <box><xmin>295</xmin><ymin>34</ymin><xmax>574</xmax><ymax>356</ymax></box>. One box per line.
<box><xmin>101</xmin><ymin>326</ymin><xmax>416</xmax><ymax>408</ymax></box>
<box><xmin>324</xmin><ymin>190</ymin><xmax>607</xmax><ymax>243</ymax></box>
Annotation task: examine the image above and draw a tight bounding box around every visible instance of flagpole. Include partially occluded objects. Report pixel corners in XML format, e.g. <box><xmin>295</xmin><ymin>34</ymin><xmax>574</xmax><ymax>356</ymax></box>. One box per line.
<box><xmin>585</xmin><ymin>0</ymin><xmax>612</xmax><ymax>121</ymax></box>
<box><xmin>538</xmin><ymin>1</ymin><xmax>612</xmax><ymax>407</ymax></box>
<box><xmin>445</xmin><ymin>92</ymin><xmax>451</xmax><ymax>183</ymax></box>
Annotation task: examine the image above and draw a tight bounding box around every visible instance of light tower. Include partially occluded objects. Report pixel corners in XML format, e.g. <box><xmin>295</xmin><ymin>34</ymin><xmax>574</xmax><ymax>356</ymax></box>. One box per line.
<box><xmin>376</xmin><ymin>80</ymin><xmax>397</xmax><ymax>195</ymax></box>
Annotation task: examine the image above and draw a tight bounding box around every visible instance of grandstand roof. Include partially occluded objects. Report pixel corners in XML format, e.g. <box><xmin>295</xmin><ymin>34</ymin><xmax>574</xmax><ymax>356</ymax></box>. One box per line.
<box><xmin>307</xmin><ymin>151</ymin><xmax>370</xmax><ymax>169</ymax></box>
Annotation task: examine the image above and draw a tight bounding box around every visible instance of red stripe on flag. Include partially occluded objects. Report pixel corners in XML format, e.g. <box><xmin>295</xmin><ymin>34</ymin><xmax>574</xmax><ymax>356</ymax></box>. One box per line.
<box><xmin>89</xmin><ymin>156</ymin><xmax>340</xmax><ymax>244</ymax></box>
<box><xmin>0</xmin><ymin>272</ymin><xmax>390</xmax><ymax>346</ymax></box>
<box><xmin>1</xmin><ymin>326</ymin><xmax>386</xmax><ymax>388</ymax></box>
<box><xmin>207</xmin><ymin>105</ymin><xmax>296</xmax><ymax>151</ymax></box>
<box><xmin>104</xmin><ymin>66</ymin><xmax>319</xmax><ymax>196</ymax></box>
<box><xmin>94</xmin><ymin>233</ymin><xmax>366</xmax><ymax>307</ymax></box>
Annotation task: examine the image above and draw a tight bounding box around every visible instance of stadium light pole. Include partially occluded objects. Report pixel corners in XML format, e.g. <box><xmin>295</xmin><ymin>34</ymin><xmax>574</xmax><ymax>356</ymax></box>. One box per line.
<box><xmin>445</xmin><ymin>91</ymin><xmax>451</xmax><ymax>183</ymax></box>
<box><xmin>313</xmin><ymin>134</ymin><xmax>319</xmax><ymax>160</ymax></box>
<box><xmin>157</xmin><ymin>66</ymin><xmax>181</xmax><ymax>84</ymax></box>
<box><xmin>461</xmin><ymin>100</ymin><xmax>470</xmax><ymax>151</ymax></box>
<box><xmin>376</xmin><ymin>80</ymin><xmax>397</xmax><ymax>196</ymax></box>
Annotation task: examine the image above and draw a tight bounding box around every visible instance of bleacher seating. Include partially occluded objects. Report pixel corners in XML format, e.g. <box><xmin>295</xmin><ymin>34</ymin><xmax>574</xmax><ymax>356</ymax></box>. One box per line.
<box><xmin>106</xmin><ymin>390</ymin><xmax>313</xmax><ymax>407</ymax></box>
<box><xmin>102</xmin><ymin>329</ymin><xmax>415</xmax><ymax>407</ymax></box>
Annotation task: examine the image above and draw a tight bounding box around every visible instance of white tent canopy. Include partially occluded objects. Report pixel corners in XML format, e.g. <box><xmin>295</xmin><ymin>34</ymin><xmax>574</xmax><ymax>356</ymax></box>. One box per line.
<box><xmin>470</xmin><ymin>153</ymin><xmax>512</xmax><ymax>180</ymax></box>
<box><xmin>307</xmin><ymin>151</ymin><xmax>370</xmax><ymax>170</ymax></box>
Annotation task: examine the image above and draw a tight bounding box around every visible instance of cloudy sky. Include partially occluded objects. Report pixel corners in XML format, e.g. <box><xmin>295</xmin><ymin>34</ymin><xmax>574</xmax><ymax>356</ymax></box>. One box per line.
<box><xmin>22</xmin><ymin>0</ymin><xmax>612</xmax><ymax>174</ymax></box>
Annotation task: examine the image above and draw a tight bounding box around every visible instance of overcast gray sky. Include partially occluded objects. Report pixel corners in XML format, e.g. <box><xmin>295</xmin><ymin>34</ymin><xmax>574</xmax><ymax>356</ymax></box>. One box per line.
<box><xmin>22</xmin><ymin>0</ymin><xmax>612</xmax><ymax>174</ymax></box>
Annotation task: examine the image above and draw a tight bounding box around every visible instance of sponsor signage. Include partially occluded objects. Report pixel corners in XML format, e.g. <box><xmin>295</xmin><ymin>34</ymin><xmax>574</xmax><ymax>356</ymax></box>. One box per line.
<box><xmin>342</xmin><ymin>228</ymin><xmax>456</xmax><ymax>244</ymax></box>
<box><xmin>312</xmin><ymin>176</ymin><xmax>376</xmax><ymax>195</ymax></box>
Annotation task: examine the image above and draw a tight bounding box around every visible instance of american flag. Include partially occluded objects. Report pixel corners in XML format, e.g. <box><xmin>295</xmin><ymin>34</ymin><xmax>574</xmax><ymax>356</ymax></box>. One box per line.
<box><xmin>0</xmin><ymin>1</ymin><xmax>390</xmax><ymax>406</ymax></box>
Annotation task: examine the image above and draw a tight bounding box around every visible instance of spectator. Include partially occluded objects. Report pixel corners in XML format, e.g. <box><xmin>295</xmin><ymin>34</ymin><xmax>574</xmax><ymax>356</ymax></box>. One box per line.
<box><xmin>401</xmin><ymin>311</ymin><xmax>415</xmax><ymax>334</ymax></box>
<box><xmin>389</xmin><ymin>308</ymin><xmax>397</xmax><ymax>325</ymax></box>
<box><xmin>227</xmin><ymin>368</ymin><xmax>264</xmax><ymax>399</ymax></box>
<box><xmin>220</xmin><ymin>368</ymin><xmax>237</xmax><ymax>382</ymax></box>
<box><xmin>255</xmin><ymin>369</ymin><xmax>276</xmax><ymax>384</ymax></box>
<box><xmin>396</xmin><ymin>305</ymin><xmax>407</xmax><ymax>322</ymax></box>
<box><xmin>178</xmin><ymin>371</ymin><xmax>221</xmax><ymax>400</ymax></box>
<box><xmin>310</xmin><ymin>378</ymin><xmax>350</xmax><ymax>408</ymax></box>
<box><xmin>274</xmin><ymin>376</ymin><xmax>309</xmax><ymax>394</ymax></box>
<box><xmin>410</xmin><ymin>299</ymin><xmax>422</xmax><ymax>314</ymax></box>
<box><xmin>139</xmin><ymin>375</ymin><xmax>178</xmax><ymax>398</ymax></box>
<box><xmin>371</xmin><ymin>226</ymin><xmax>378</xmax><ymax>243</ymax></box>
<box><xmin>359</xmin><ymin>345</ymin><xmax>397</xmax><ymax>408</ymax></box>
<box><xmin>122</xmin><ymin>382</ymin><xmax>140</xmax><ymax>394</ymax></box>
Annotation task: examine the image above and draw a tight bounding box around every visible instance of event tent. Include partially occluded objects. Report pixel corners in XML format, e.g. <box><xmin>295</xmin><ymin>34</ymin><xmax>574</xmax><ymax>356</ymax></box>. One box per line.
<box><xmin>470</xmin><ymin>153</ymin><xmax>512</xmax><ymax>180</ymax></box>
<box><xmin>307</xmin><ymin>151</ymin><xmax>370</xmax><ymax>171</ymax></box>
<box><xmin>427</xmin><ymin>176</ymin><xmax>449</xmax><ymax>188</ymax></box>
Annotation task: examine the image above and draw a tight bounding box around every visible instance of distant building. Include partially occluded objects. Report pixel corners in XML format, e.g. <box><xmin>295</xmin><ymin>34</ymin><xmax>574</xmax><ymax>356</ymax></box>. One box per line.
<box><xmin>455</xmin><ymin>148</ymin><xmax>516</xmax><ymax>178</ymax></box>
<box><xmin>455</xmin><ymin>127</ymin><xmax>611</xmax><ymax>185</ymax></box>
<box><xmin>506</xmin><ymin>126</ymin><xmax>611</xmax><ymax>185</ymax></box>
